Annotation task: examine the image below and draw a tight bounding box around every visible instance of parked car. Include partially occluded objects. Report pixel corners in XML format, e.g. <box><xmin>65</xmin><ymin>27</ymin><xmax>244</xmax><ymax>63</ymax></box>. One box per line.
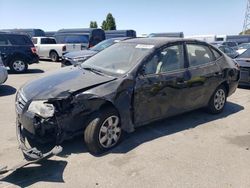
<box><xmin>61</xmin><ymin>37</ymin><xmax>130</xmax><ymax>67</ymax></box>
<box><xmin>45</xmin><ymin>31</ymin><xmax>56</xmax><ymax>37</ymax></box>
<box><xmin>105</xmin><ymin>30</ymin><xmax>136</xmax><ymax>39</ymax></box>
<box><xmin>0</xmin><ymin>55</ymin><xmax>8</xmax><ymax>84</ymax></box>
<box><xmin>234</xmin><ymin>48</ymin><xmax>250</xmax><ymax>86</ymax></box>
<box><xmin>148</xmin><ymin>32</ymin><xmax>184</xmax><ymax>38</ymax></box>
<box><xmin>55</xmin><ymin>28</ymin><xmax>105</xmax><ymax>49</ymax></box>
<box><xmin>32</xmin><ymin>37</ymin><xmax>82</xmax><ymax>62</ymax></box>
<box><xmin>0</xmin><ymin>33</ymin><xmax>39</xmax><ymax>73</ymax></box>
<box><xmin>16</xmin><ymin>38</ymin><xmax>239</xmax><ymax>159</ymax></box>
<box><xmin>211</xmin><ymin>41</ymin><xmax>238</xmax><ymax>51</ymax></box>
<box><xmin>212</xmin><ymin>44</ymin><xmax>238</xmax><ymax>58</ymax></box>
<box><xmin>0</xmin><ymin>29</ymin><xmax>45</xmax><ymax>37</ymax></box>
<box><xmin>236</xmin><ymin>42</ymin><xmax>250</xmax><ymax>55</ymax></box>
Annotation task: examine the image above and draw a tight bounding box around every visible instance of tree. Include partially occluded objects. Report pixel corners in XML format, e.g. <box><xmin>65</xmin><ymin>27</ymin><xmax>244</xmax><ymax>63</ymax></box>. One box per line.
<box><xmin>101</xmin><ymin>13</ymin><xmax>116</xmax><ymax>30</ymax></box>
<box><xmin>239</xmin><ymin>29</ymin><xmax>250</xmax><ymax>35</ymax></box>
<box><xmin>90</xmin><ymin>21</ymin><xmax>98</xmax><ymax>28</ymax></box>
<box><xmin>101</xmin><ymin>20</ymin><xmax>107</xmax><ymax>30</ymax></box>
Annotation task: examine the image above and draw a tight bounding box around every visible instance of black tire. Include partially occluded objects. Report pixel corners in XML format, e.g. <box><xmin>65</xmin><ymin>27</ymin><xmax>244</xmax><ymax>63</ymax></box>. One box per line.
<box><xmin>84</xmin><ymin>108</ymin><xmax>122</xmax><ymax>155</ymax></box>
<box><xmin>207</xmin><ymin>85</ymin><xmax>227</xmax><ymax>114</ymax></box>
<box><xmin>50</xmin><ymin>51</ymin><xmax>59</xmax><ymax>62</ymax></box>
<box><xmin>9</xmin><ymin>57</ymin><xmax>28</xmax><ymax>73</ymax></box>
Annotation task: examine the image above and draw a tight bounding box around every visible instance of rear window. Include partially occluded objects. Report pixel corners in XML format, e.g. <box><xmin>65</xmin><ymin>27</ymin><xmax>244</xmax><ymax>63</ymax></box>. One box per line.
<box><xmin>7</xmin><ymin>35</ymin><xmax>33</xmax><ymax>45</ymax></box>
<box><xmin>41</xmin><ymin>38</ymin><xmax>56</xmax><ymax>44</ymax></box>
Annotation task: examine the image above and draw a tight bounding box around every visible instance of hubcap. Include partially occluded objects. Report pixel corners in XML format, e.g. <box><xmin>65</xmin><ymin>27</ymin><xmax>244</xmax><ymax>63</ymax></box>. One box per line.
<box><xmin>51</xmin><ymin>53</ymin><xmax>57</xmax><ymax>61</ymax></box>
<box><xmin>98</xmin><ymin>115</ymin><xmax>121</xmax><ymax>148</ymax></box>
<box><xmin>13</xmin><ymin>60</ymin><xmax>25</xmax><ymax>72</ymax></box>
<box><xmin>214</xmin><ymin>89</ymin><xmax>226</xmax><ymax>111</ymax></box>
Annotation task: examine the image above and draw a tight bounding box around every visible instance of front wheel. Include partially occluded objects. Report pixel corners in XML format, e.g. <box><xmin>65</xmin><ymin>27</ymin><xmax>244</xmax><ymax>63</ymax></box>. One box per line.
<box><xmin>84</xmin><ymin>108</ymin><xmax>122</xmax><ymax>155</ymax></box>
<box><xmin>207</xmin><ymin>85</ymin><xmax>227</xmax><ymax>114</ymax></box>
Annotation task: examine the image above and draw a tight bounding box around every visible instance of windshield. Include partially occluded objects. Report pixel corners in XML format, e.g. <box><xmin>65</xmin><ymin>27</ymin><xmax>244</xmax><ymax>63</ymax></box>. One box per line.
<box><xmin>238</xmin><ymin>43</ymin><xmax>250</xmax><ymax>49</ymax></box>
<box><xmin>238</xmin><ymin>48</ymin><xmax>250</xmax><ymax>58</ymax></box>
<box><xmin>90</xmin><ymin>38</ymin><xmax>116</xmax><ymax>52</ymax></box>
<box><xmin>82</xmin><ymin>43</ymin><xmax>154</xmax><ymax>76</ymax></box>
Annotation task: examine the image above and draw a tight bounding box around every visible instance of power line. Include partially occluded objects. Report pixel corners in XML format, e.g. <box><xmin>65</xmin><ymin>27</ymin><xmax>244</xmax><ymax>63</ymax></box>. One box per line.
<box><xmin>243</xmin><ymin>0</ymin><xmax>250</xmax><ymax>34</ymax></box>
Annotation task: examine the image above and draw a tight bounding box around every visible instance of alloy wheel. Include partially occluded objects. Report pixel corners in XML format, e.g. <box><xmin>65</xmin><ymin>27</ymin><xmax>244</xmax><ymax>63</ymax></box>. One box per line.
<box><xmin>98</xmin><ymin>115</ymin><xmax>121</xmax><ymax>148</ymax></box>
<box><xmin>214</xmin><ymin>89</ymin><xmax>226</xmax><ymax>111</ymax></box>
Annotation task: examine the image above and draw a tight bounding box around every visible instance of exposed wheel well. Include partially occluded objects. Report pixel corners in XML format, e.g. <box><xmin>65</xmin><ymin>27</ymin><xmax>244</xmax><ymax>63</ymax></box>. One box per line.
<box><xmin>221</xmin><ymin>81</ymin><xmax>229</xmax><ymax>96</ymax></box>
<box><xmin>99</xmin><ymin>101</ymin><xmax>119</xmax><ymax>115</ymax></box>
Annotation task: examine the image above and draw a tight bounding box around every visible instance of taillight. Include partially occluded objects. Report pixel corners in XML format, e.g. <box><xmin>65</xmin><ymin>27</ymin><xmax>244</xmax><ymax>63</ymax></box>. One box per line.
<box><xmin>233</xmin><ymin>60</ymin><xmax>240</xmax><ymax>69</ymax></box>
<box><xmin>62</xmin><ymin>46</ymin><xmax>66</xmax><ymax>51</ymax></box>
<box><xmin>88</xmin><ymin>43</ymin><xmax>93</xmax><ymax>48</ymax></box>
<box><xmin>31</xmin><ymin>47</ymin><xmax>37</xmax><ymax>54</ymax></box>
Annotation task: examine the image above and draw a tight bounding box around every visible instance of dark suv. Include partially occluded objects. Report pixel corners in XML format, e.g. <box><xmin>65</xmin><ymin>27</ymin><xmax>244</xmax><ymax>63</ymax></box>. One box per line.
<box><xmin>0</xmin><ymin>33</ymin><xmax>39</xmax><ymax>73</ymax></box>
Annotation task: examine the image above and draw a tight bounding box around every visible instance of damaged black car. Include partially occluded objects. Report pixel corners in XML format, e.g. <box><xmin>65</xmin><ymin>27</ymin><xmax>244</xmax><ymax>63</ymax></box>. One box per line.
<box><xmin>16</xmin><ymin>38</ymin><xmax>239</xmax><ymax>158</ymax></box>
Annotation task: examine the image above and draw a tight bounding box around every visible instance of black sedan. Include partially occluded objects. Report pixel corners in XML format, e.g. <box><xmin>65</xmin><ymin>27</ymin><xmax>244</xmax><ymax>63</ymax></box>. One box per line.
<box><xmin>16</xmin><ymin>38</ymin><xmax>239</xmax><ymax>159</ymax></box>
<box><xmin>234</xmin><ymin>48</ymin><xmax>250</xmax><ymax>86</ymax></box>
<box><xmin>61</xmin><ymin>37</ymin><xmax>130</xmax><ymax>67</ymax></box>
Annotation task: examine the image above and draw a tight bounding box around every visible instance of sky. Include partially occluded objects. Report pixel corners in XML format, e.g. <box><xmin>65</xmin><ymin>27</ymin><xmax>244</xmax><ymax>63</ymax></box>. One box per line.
<box><xmin>0</xmin><ymin>0</ymin><xmax>247</xmax><ymax>36</ymax></box>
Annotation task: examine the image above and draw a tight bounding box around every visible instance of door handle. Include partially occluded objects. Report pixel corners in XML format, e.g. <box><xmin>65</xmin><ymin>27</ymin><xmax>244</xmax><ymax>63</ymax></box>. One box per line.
<box><xmin>214</xmin><ymin>72</ymin><xmax>223</xmax><ymax>76</ymax></box>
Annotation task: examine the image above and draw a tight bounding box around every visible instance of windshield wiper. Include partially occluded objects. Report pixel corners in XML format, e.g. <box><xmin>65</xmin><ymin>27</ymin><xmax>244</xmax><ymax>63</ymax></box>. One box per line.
<box><xmin>82</xmin><ymin>67</ymin><xmax>105</xmax><ymax>76</ymax></box>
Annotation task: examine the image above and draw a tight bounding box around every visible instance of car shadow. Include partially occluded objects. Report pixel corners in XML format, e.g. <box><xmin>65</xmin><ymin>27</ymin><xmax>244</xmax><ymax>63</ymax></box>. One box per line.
<box><xmin>238</xmin><ymin>85</ymin><xmax>250</xmax><ymax>90</ymax></box>
<box><xmin>8</xmin><ymin>69</ymin><xmax>44</xmax><ymax>74</ymax></box>
<box><xmin>0</xmin><ymin>85</ymin><xmax>16</xmax><ymax>96</ymax></box>
<box><xmin>59</xmin><ymin>101</ymin><xmax>244</xmax><ymax>157</ymax></box>
<box><xmin>40</xmin><ymin>59</ymin><xmax>61</xmax><ymax>63</ymax></box>
<box><xmin>0</xmin><ymin>102</ymin><xmax>244</xmax><ymax>187</ymax></box>
<box><xmin>0</xmin><ymin>160</ymin><xmax>67</xmax><ymax>187</ymax></box>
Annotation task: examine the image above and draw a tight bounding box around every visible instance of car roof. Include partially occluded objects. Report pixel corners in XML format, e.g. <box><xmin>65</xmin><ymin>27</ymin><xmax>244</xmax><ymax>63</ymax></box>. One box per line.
<box><xmin>121</xmin><ymin>37</ymin><xmax>207</xmax><ymax>47</ymax></box>
<box><xmin>0</xmin><ymin>32</ymin><xmax>30</xmax><ymax>37</ymax></box>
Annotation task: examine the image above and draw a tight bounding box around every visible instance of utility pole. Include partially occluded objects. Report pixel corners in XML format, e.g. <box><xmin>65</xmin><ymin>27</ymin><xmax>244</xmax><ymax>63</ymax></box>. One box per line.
<box><xmin>243</xmin><ymin>0</ymin><xmax>250</xmax><ymax>34</ymax></box>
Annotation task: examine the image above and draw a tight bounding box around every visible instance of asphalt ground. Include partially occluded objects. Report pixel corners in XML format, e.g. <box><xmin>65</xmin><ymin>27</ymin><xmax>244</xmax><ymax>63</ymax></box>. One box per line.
<box><xmin>0</xmin><ymin>60</ymin><xmax>249</xmax><ymax>188</ymax></box>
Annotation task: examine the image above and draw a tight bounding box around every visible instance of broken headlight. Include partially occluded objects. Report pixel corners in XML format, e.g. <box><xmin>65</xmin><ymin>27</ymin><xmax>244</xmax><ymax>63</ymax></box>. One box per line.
<box><xmin>28</xmin><ymin>100</ymin><xmax>55</xmax><ymax>118</ymax></box>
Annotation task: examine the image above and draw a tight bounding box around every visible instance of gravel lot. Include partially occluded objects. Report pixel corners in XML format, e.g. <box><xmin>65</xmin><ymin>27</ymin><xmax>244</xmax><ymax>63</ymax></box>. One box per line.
<box><xmin>0</xmin><ymin>61</ymin><xmax>250</xmax><ymax>188</ymax></box>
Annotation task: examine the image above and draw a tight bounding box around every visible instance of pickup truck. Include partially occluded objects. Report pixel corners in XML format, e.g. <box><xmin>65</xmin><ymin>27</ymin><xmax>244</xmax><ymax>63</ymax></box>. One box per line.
<box><xmin>32</xmin><ymin>37</ymin><xmax>82</xmax><ymax>62</ymax></box>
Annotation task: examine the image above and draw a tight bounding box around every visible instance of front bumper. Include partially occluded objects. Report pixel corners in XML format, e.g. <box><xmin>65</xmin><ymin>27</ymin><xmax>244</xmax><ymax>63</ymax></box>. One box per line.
<box><xmin>0</xmin><ymin>66</ymin><xmax>8</xmax><ymax>84</ymax></box>
<box><xmin>239</xmin><ymin>67</ymin><xmax>250</xmax><ymax>86</ymax></box>
<box><xmin>16</xmin><ymin>119</ymin><xmax>62</xmax><ymax>161</ymax></box>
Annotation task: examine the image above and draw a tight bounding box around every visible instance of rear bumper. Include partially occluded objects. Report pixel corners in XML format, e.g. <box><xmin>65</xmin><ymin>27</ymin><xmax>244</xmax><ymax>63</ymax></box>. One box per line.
<box><xmin>28</xmin><ymin>54</ymin><xmax>39</xmax><ymax>64</ymax></box>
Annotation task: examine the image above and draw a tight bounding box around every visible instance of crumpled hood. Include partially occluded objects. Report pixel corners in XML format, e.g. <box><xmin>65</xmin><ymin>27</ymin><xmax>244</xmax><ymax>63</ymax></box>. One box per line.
<box><xmin>64</xmin><ymin>50</ymin><xmax>97</xmax><ymax>59</ymax></box>
<box><xmin>21</xmin><ymin>66</ymin><xmax>116</xmax><ymax>100</ymax></box>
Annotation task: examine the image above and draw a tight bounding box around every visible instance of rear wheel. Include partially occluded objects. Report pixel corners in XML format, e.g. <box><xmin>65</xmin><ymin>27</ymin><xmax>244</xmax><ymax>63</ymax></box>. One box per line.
<box><xmin>84</xmin><ymin>108</ymin><xmax>122</xmax><ymax>155</ymax></box>
<box><xmin>50</xmin><ymin>51</ymin><xmax>59</xmax><ymax>62</ymax></box>
<box><xmin>207</xmin><ymin>85</ymin><xmax>227</xmax><ymax>114</ymax></box>
<box><xmin>9</xmin><ymin>57</ymin><xmax>28</xmax><ymax>73</ymax></box>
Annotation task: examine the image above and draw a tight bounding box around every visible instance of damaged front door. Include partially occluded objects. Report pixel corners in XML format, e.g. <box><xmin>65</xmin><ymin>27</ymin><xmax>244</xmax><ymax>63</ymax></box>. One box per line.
<box><xmin>133</xmin><ymin>43</ymin><xmax>189</xmax><ymax>126</ymax></box>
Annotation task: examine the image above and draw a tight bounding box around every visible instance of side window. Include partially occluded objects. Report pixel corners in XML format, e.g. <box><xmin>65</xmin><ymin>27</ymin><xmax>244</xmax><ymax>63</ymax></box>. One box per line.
<box><xmin>0</xmin><ymin>35</ymin><xmax>9</xmax><ymax>45</ymax></box>
<box><xmin>143</xmin><ymin>44</ymin><xmax>185</xmax><ymax>75</ymax></box>
<box><xmin>211</xmin><ymin>48</ymin><xmax>222</xmax><ymax>59</ymax></box>
<box><xmin>186</xmin><ymin>44</ymin><xmax>215</xmax><ymax>67</ymax></box>
<box><xmin>8</xmin><ymin>35</ymin><xmax>32</xmax><ymax>45</ymax></box>
<box><xmin>41</xmin><ymin>38</ymin><xmax>46</xmax><ymax>44</ymax></box>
